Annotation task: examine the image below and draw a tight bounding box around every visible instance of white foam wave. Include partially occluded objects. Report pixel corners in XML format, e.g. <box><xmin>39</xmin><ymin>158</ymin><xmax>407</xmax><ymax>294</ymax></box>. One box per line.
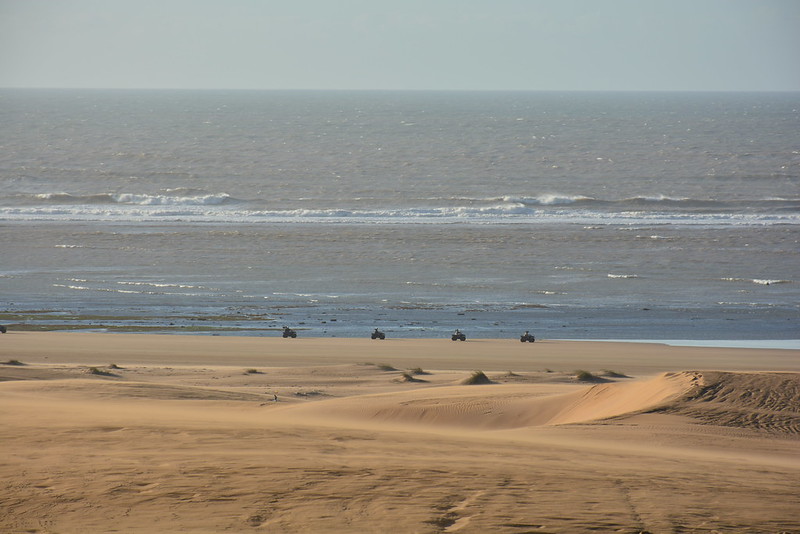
<box><xmin>636</xmin><ymin>234</ymin><xmax>675</xmax><ymax>240</ymax></box>
<box><xmin>116</xmin><ymin>281</ymin><xmax>214</xmax><ymax>290</ymax></box>
<box><xmin>3</xmin><ymin>201</ymin><xmax>799</xmax><ymax>227</ymax></box>
<box><xmin>28</xmin><ymin>191</ymin><xmax>234</xmax><ymax>206</ymax></box>
<box><xmin>608</xmin><ymin>273</ymin><xmax>638</xmax><ymax>279</ymax></box>
<box><xmin>721</xmin><ymin>277</ymin><xmax>791</xmax><ymax>285</ymax></box>
<box><xmin>112</xmin><ymin>193</ymin><xmax>233</xmax><ymax>206</ymax></box>
<box><xmin>716</xmin><ymin>301</ymin><xmax>779</xmax><ymax>307</ymax></box>
<box><xmin>53</xmin><ymin>284</ymin><xmax>91</xmax><ymax>291</ymax></box>
<box><xmin>53</xmin><ymin>283</ymin><xmax>211</xmax><ymax>297</ymax></box>
<box><xmin>498</xmin><ymin>194</ymin><xmax>594</xmax><ymax>205</ymax></box>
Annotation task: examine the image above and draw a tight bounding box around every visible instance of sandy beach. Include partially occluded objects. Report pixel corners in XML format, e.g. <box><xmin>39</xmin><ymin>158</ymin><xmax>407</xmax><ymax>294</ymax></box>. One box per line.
<box><xmin>1</xmin><ymin>332</ymin><xmax>798</xmax><ymax>533</ymax></box>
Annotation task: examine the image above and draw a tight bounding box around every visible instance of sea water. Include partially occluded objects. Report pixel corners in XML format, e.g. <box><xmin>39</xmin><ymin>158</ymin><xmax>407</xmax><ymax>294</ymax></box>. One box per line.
<box><xmin>1</xmin><ymin>90</ymin><xmax>798</xmax><ymax>341</ymax></box>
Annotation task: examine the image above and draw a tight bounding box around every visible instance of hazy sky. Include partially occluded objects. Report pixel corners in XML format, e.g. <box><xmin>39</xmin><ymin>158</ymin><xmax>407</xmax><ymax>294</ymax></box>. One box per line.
<box><xmin>1</xmin><ymin>0</ymin><xmax>798</xmax><ymax>91</ymax></box>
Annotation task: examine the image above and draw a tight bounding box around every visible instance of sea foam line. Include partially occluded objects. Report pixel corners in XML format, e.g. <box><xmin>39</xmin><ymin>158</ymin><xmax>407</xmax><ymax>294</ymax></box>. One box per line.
<box><xmin>721</xmin><ymin>277</ymin><xmax>792</xmax><ymax>285</ymax></box>
<box><xmin>3</xmin><ymin>204</ymin><xmax>799</xmax><ymax>226</ymax></box>
<box><xmin>30</xmin><ymin>192</ymin><xmax>235</xmax><ymax>206</ymax></box>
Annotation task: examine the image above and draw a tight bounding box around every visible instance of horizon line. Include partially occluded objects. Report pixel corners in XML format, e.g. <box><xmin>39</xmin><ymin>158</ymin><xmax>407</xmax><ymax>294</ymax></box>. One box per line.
<box><xmin>2</xmin><ymin>86</ymin><xmax>799</xmax><ymax>94</ymax></box>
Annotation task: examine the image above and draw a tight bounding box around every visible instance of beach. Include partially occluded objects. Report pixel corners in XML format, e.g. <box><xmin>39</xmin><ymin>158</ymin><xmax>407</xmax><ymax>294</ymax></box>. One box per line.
<box><xmin>1</xmin><ymin>332</ymin><xmax>798</xmax><ymax>533</ymax></box>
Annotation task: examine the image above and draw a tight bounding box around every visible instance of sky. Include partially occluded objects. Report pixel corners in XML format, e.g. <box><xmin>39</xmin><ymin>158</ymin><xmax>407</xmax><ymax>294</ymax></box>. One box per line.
<box><xmin>1</xmin><ymin>0</ymin><xmax>798</xmax><ymax>92</ymax></box>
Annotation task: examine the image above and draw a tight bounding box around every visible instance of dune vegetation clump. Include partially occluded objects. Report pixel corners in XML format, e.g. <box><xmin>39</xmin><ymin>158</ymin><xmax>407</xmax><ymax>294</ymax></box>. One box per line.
<box><xmin>87</xmin><ymin>366</ymin><xmax>116</xmax><ymax>377</ymax></box>
<box><xmin>244</xmin><ymin>368</ymin><xmax>262</xmax><ymax>374</ymax></box>
<box><xmin>1</xmin><ymin>359</ymin><xmax>24</xmax><ymax>366</ymax></box>
<box><xmin>407</xmin><ymin>367</ymin><xmax>428</xmax><ymax>375</ymax></box>
<box><xmin>601</xmin><ymin>369</ymin><xmax>629</xmax><ymax>378</ymax></box>
<box><xmin>574</xmin><ymin>370</ymin><xmax>600</xmax><ymax>382</ymax></box>
<box><xmin>462</xmin><ymin>370</ymin><xmax>492</xmax><ymax>385</ymax></box>
<box><xmin>399</xmin><ymin>372</ymin><xmax>423</xmax><ymax>383</ymax></box>
<box><xmin>376</xmin><ymin>363</ymin><xmax>397</xmax><ymax>371</ymax></box>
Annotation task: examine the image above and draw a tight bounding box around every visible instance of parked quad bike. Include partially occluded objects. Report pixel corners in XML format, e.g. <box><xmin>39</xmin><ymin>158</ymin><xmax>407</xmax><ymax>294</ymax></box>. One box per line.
<box><xmin>371</xmin><ymin>329</ymin><xmax>386</xmax><ymax>340</ymax></box>
<box><xmin>451</xmin><ymin>330</ymin><xmax>466</xmax><ymax>341</ymax></box>
<box><xmin>282</xmin><ymin>327</ymin><xmax>297</xmax><ymax>338</ymax></box>
<box><xmin>520</xmin><ymin>331</ymin><xmax>535</xmax><ymax>343</ymax></box>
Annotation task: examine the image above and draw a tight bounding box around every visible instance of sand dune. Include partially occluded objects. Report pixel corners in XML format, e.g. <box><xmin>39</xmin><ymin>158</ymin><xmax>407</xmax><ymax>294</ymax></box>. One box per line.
<box><xmin>279</xmin><ymin>372</ymin><xmax>698</xmax><ymax>430</ymax></box>
<box><xmin>656</xmin><ymin>371</ymin><xmax>800</xmax><ymax>434</ymax></box>
<box><xmin>1</xmin><ymin>334</ymin><xmax>799</xmax><ymax>533</ymax></box>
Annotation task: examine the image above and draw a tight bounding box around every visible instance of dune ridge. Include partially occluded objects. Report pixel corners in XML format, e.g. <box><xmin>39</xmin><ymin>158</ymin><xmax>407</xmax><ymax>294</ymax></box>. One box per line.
<box><xmin>2</xmin><ymin>365</ymin><xmax>797</xmax><ymax>434</ymax></box>
<box><xmin>275</xmin><ymin>370</ymin><xmax>800</xmax><ymax>434</ymax></box>
<box><xmin>280</xmin><ymin>371</ymin><xmax>699</xmax><ymax>430</ymax></box>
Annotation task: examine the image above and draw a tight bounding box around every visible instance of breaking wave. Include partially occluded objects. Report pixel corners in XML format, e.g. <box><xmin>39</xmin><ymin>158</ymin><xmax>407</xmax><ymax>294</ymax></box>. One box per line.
<box><xmin>721</xmin><ymin>277</ymin><xmax>792</xmax><ymax>286</ymax></box>
<box><xmin>2</xmin><ymin>191</ymin><xmax>798</xmax><ymax>226</ymax></box>
<box><xmin>27</xmin><ymin>191</ymin><xmax>236</xmax><ymax>206</ymax></box>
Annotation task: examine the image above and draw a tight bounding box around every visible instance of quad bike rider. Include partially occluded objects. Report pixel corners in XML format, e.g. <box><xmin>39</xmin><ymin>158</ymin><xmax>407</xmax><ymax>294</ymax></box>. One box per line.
<box><xmin>371</xmin><ymin>328</ymin><xmax>386</xmax><ymax>340</ymax></box>
<box><xmin>451</xmin><ymin>329</ymin><xmax>466</xmax><ymax>341</ymax></box>
<box><xmin>520</xmin><ymin>331</ymin><xmax>535</xmax><ymax>342</ymax></box>
<box><xmin>282</xmin><ymin>326</ymin><xmax>297</xmax><ymax>338</ymax></box>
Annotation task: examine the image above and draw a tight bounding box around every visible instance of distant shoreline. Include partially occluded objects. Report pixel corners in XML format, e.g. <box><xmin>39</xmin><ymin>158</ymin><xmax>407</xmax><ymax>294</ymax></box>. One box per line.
<box><xmin>4</xmin><ymin>332</ymin><xmax>798</xmax><ymax>374</ymax></box>
<box><xmin>556</xmin><ymin>338</ymin><xmax>800</xmax><ymax>350</ymax></box>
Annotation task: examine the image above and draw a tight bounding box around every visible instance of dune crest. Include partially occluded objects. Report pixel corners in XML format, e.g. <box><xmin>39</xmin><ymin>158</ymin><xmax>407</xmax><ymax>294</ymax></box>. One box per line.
<box><xmin>281</xmin><ymin>371</ymin><xmax>800</xmax><ymax>434</ymax></box>
<box><xmin>281</xmin><ymin>371</ymin><xmax>699</xmax><ymax>429</ymax></box>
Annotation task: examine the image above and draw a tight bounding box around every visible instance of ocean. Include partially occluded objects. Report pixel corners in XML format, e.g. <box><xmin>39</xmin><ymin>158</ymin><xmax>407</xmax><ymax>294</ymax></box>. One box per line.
<box><xmin>1</xmin><ymin>89</ymin><xmax>798</xmax><ymax>342</ymax></box>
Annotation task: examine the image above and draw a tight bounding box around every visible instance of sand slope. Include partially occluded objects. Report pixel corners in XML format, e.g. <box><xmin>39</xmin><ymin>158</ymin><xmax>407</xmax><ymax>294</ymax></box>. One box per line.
<box><xmin>1</xmin><ymin>334</ymin><xmax>799</xmax><ymax>533</ymax></box>
<box><xmin>656</xmin><ymin>371</ymin><xmax>800</xmax><ymax>433</ymax></box>
<box><xmin>279</xmin><ymin>372</ymin><xmax>698</xmax><ymax>430</ymax></box>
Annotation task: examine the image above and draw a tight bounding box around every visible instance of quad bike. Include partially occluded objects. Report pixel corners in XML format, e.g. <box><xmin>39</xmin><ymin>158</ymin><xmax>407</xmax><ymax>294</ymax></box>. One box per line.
<box><xmin>282</xmin><ymin>326</ymin><xmax>297</xmax><ymax>338</ymax></box>
<box><xmin>451</xmin><ymin>329</ymin><xmax>466</xmax><ymax>341</ymax></box>
<box><xmin>371</xmin><ymin>329</ymin><xmax>386</xmax><ymax>340</ymax></box>
<box><xmin>520</xmin><ymin>331</ymin><xmax>535</xmax><ymax>343</ymax></box>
